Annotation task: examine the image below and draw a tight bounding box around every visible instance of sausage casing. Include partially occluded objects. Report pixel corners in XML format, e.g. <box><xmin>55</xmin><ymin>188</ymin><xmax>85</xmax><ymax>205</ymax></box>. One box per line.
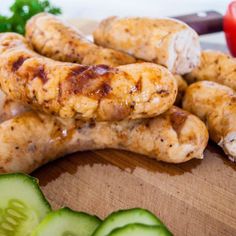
<box><xmin>184</xmin><ymin>50</ymin><xmax>236</xmax><ymax>90</ymax></box>
<box><xmin>93</xmin><ymin>17</ymin><xmax>200</xmax><ymax>74</ymax></box>
<box><xmin>0</xmin><ymin>33</ymin><xmax>177</xmax><ymax>121</ymax></box>
<box><xmin>183</xmin><ymin>81</ymin><xmax>236</xmax><ymax>161</ymax></box>
<box><xmin>26</xmin><ymin>13</ymin><xmax>136</xmax><ymax>67</ymax></box>
<box><xmin>0</xmin><ymin>106</ymin><xmax>208</xmax><ymax>173</ymax></box>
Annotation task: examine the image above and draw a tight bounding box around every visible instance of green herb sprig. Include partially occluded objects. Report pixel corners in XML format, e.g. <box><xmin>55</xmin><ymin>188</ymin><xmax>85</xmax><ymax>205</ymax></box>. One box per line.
<box><xmin>0</xmin><ymin>0</ymin><xmax>62</xmax><ymax>34</ymax></box>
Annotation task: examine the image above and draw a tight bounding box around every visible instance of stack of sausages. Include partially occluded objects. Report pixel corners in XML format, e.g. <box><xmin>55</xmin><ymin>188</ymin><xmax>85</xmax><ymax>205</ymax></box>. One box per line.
<box><xmin>0</xmin><ymin>13</ymin><xmax>234</xmax><ymax>173</ymax></box>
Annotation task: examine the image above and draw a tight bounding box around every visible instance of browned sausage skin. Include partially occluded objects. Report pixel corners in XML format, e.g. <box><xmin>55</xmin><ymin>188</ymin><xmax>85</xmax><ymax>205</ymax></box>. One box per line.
<box><xmin>25</xmin><ymin>13</ymin><xmax>136</xmax><ymax>66</ymax></box>
<box><xmin>183</xmin><ymin>81</ymin><xmax>236</xmax><ymax>161</ymax></box>
<box><xmin>184</xmin><ymin>50</ymin><xmax>236</xmax><ymax>90</ymax></box>
<box><xmin>0</xmin><ymin>106</ymin><xmax>208</xmax><ymax>173</ymax></box>
<box><xmin>0</xmin><ymin>33</ymin><xmax>177</xmax><ymax>121</ymax></box>
<box><xmin>93</xmin><ymin>16</ymin><xmax>201</xmax><ymax>74</ymax></box>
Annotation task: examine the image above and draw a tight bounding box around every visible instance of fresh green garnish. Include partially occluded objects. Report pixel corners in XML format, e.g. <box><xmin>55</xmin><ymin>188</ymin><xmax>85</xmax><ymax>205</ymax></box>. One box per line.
<box><xmin>0</xmin><ymin>0</ymin><xmax>62</xmax><ymax>34</ymax></box>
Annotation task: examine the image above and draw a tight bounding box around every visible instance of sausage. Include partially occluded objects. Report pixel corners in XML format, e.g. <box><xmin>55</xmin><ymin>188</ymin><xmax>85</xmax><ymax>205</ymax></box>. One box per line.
<box><xmin>0</xmin><ymin>106</ymin><xmax>208</xmax><ymax>173</ymax></box>
<box><xmin>25</xmin><ymin>13</ymin><xmax>136</xmax><ymax>67</ymax></box>
<box><xmin>0</xmin><ymin>90</ymin><xmax>29</xmax><ymax>123</ymax></box>
<box><xmin>183</xmin><ymin>81</ymin><xmax>236</xmax><ymax>161</ymax></box>
<box><xmin>184</xmin><ymin>50</ymin><xmax>236</xmax><ymax>90</ymax></box>
<box><xmin>93</xmin><ymin>16</ymin><xmax>201</xmax><ymax>74</ymax></box>
<box><xmin>0</xmin><ymin>33</ymin><xmax>177</xmax><ymax>121</ymax></box>
<box><xmin>174</xmin><ymin>75</ymin><xmax>188</xmax><ymax>105</ymax></box>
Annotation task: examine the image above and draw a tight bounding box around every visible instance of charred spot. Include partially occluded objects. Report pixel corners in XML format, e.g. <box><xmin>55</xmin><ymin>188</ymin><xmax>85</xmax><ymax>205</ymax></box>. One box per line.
<box><xmin>99</xmin><ymin>83</ymin><xmax>112</xmax><ymax>97</ymax></box>
<box><xmin>12</xmin><ymin>56</ymin><xmax>28</xmax><ymax>72</ymax></box>
<box><xmin>170</xmin><ymin>107</ymin><xmax>188</xmax><ymax>136</ymax></box>
<box><xmin>36</xmin><ymin>66</ymin><xmax>48</xmax><ymax>83</ymax></box>
<box><xmin>130</xmin><ymin>101</ymin><xmax>135</xmax><ymax>109</ymax></box>
<box><xmin>63</xmin><ymin>65</ymin><xmax>114</xmax><ymax>99</ymax></box>
<box><xmin>25</xmin><ymin>65</ymin><xmax>48</xmax><ymax>83</ymax></box>
<box><xmin>157</xmin><ymin>89</ymin><xmax>169</xmax><ymax>96</ymax></box>
<box><xmin>88</xmin><ymin>120</ymin><xmax>96</xmax><ymax>128</ymax></box>
<box><xmin>15</xmin><ymin>146</ymin><xmax>19</xmax><ymax>150</ymax></box>
<box><xmin>10</xmin><ymin>126</ymin><xmax>14</xmax><ymax>131</ymax></box>
<box><xmin>135</xmin><ymin>79</ymin><xmax>142</xmax><ymax>91</ymax></box>
<box><xmin>145</xmin><ymin>121</ymin><xmax>150</xmax><ymax>128</ymax></box>
<box><xmin>160</xmin><ymin>138</ymin><xmax>164</xmax><ymax>142</ymax></box>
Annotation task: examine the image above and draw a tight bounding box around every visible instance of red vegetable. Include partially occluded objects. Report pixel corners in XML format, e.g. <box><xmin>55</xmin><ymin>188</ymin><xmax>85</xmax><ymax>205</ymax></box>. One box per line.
<box><xmin>224</xmin><ymin>1</ymin><xmax>236</xmax><ymax>57</ymax></box>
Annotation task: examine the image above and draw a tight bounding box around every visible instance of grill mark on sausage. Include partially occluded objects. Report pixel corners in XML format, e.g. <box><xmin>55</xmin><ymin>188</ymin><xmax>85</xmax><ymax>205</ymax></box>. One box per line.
<box><xmin>98</xmin><ymin>83</ymin><xmax>112</xmax><ymax>97</ymax></box>
<box><xmin>63</xmin><ymin>65</ymin><xmax>114</xmax><ymax>99</ymax></box>
<box><xmin>12</xmin><ymin>56</ymin><xmax>28</xmax><ymax>72</ymax></box>
<box><xmin>170</xmin><ymin>108</ymin><xmax>188</xmax><ymax>136</ymax></box>
<box><xmin>157</xmin><ymin>89</ymin><xmax>170</xmax><ymax>96</ymax></box>
<box><xmin>71</xmin><ymin>65</ymin><xmax>89</xmax><ymax>75</ymax></box>
<box><xmin>36</xmin><ymin>65</ymin><xmax>48</xmax><ymax>83</ymax></box>
<box><xmin>135</xmin><ymin>79</ymin><xmax>142</xmax><ymax>91</ymax></box>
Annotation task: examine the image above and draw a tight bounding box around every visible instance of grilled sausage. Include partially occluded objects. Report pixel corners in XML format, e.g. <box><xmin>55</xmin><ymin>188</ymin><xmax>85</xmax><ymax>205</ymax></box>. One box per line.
<box><xmin>93</xmin><ymin>16</ymin><xmax>201</xmax><ymax>74</ymax></box>
<box><xmin>25</xmin><ymin>13</ymin><xmax>136</xmax><ymax>66</ymax></box>
<box><xmin>183</xmin><ymin>81</ymin><xmax>236</xmax><ymax>161</ymax></box>
<box><xmin>0</xmin><ymin>106</ymin><xmax>208</xmax><ymax>173</ymax></box>
<box><xmin>0</xmin><ymin>90</ymin><xmax>29</xmax><ymax>123</ymax></box>
<box><xmin>184</xmin><ymin>50</ymin><xmax>236</xmax><ymax>90</ymax></box>
<box><xmin>0</xmin><ymin>33</ymin><xmax>177</xmax><ymax>121</ymax></box>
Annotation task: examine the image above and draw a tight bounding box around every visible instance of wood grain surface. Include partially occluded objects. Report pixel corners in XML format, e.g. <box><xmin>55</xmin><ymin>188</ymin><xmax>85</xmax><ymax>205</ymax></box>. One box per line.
<box><xmin>32</xmin><ymin>20</ymin><xmax>236</xmax><ymax>236</ymax></box>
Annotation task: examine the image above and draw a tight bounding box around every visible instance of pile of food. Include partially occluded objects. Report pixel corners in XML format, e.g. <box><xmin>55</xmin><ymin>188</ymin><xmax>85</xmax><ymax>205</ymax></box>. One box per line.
<box><xmin>0</xmin><ymin>12</ymin><xmax>236</xmax><ymax>174</ymax></box>
<box><xmin>0</xmin><ymin>173</ymin><xmax>172</xmax><ymax>235</ymax></box>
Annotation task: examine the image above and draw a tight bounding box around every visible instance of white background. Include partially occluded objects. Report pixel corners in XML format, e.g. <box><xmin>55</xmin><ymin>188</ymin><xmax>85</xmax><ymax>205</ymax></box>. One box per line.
<box><xmin>0</xmin><ymin>0</ymin><xmax>232</xmax><ymax>45</ymax></box>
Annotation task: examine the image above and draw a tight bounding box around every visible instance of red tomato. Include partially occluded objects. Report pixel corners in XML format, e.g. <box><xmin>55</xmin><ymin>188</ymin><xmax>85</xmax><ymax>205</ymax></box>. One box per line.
<box><xmin>224</xmin><ymin>1</ymin><xmax>236</xmax><ymax>56</ymax></box>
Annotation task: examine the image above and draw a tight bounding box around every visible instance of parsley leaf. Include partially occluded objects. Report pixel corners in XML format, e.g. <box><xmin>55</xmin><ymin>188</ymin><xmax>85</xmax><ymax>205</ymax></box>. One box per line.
<box><xmin>0</xmin><ymin>0</ymin><xmax>62</xmax><ymax>34</ymax></box>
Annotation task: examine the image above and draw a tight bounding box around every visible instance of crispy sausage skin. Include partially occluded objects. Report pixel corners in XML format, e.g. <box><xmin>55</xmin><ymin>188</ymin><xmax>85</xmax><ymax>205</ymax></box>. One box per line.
<box><xmin>183</xmin><ymin>81</ymin><xmax>236</xmax><ymax>161</ymax></box>
<box><xmin>0</xmin><ymin>33</ymin><xmax>177</xmax><ymax>121</ymax></box>
<box><xmin>93</xmin><ymin>16</ymin><xmax>201</xmax><ymax>74</ymax></box>
<box><xmin>0</xmin><ymin>106</ymin><xmax>208</xmax><ymax>173</ymax></box>
<box><xmin>25</xmin><ymin>13</ymin><xmax>136</xmax><ymax>66</ymax></box>
<box><xmin>184</xmin><ymin>50</ymin><xmax>236</xmax><ymax>90</ymax></box>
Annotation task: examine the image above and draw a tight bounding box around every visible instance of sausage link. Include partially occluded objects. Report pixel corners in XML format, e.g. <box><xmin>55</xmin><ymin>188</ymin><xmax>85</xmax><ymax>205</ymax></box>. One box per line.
<box><xmin>183</xmin><ymin>81</ymin><xmax>236</xmax><ymax>161</ymax></box>
<box><xmin>0</xmin><ymin>106</ymin><xmax>208</xmax><ymax>173</ymax></box>
<box><xmin>0</xmin><ymin>33</ymin><xmax>177</xmax><ymax>121</ymax></box>
<box><xmin>184</xmin><ymin>50</ymin><xmax>236</xmax><ymax>90</ymax></box>
<box><xmin>25</xmin><ymin>13</ymin><xmax>136</xmax><ymax>66</ymax></box>
<box><xmin>93</xmin><ymin>16</ymin><xmax>201</xmax><ymax>74</ymax></box>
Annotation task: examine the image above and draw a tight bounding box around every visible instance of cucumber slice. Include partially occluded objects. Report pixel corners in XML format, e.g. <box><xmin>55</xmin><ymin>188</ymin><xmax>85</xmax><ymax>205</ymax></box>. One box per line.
<box><xmin>92</xmin><ymin>208</ymin><xmax>163</xmax><ymax>236</ymax></box>
<box><xmin>0</xmin><ymin>173</ymin><xmax>51</xmax><ymax>236</ymax></box>
<box><xmin>108</xmin><ymin>223</ymin><xmax>172</xmax><ymax>236</ymax></box>
<box><xmin>31</xmin><ymin>208</ymin><xmax>102</xmax><ymax>236</ymax></box>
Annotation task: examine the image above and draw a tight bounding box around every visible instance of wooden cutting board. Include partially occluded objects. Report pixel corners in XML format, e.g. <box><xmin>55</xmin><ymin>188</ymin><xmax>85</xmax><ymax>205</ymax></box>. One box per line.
<box><xmin>32</xmin><ymin>19</ymin><xmax>236</xmax><ymax>236</ymax></box>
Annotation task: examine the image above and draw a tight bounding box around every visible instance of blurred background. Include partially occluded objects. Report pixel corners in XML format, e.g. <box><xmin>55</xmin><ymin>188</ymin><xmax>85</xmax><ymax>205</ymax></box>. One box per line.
<box><xmin>0</xmin><ymin>0</ymin><xmax>232</xmax><ymax>45</ymax></box>
<box><xmin>0</xmin><ymin>0</ymin><xmax>230</xmax><ymax>19</ymax></box>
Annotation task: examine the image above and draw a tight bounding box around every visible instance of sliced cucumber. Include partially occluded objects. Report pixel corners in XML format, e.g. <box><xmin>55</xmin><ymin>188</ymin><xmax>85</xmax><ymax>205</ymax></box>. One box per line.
<box><xmin>92</xmin><ymin>208</ymin><xmax>163</xmax><ymax>236</ymax></box>
<box><xmin>108</xmin><ymin>223</ymin><xmax>172</xmax><ymax>236</ymax></box>
<box><xmin>31</xmin><ymin>207</ymin><xmax>102</xmax><ymax>236</ymax></box>
<box><xmin>0</xmin><ymin>173</ymin><xmax>51</xmax><ymax>236</ymax></box>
